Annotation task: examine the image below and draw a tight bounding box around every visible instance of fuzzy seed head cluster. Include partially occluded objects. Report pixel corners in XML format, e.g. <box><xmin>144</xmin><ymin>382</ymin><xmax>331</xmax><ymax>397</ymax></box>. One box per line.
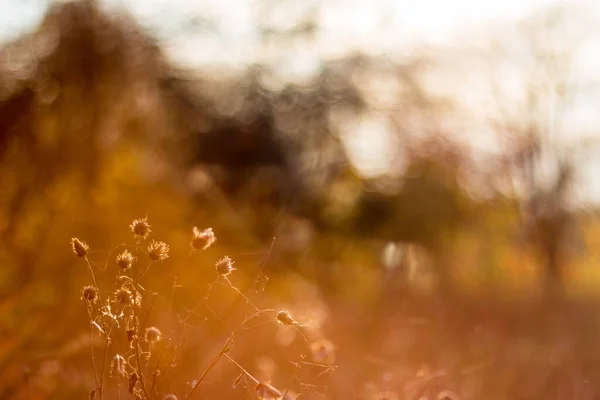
<box><xmin>110</xmin><ymin>354</ymin><xmax>127</xmax><ymax>378</ymax></box>
<box><xmin>130</xmin><ymin>217</ymin><xmax>151</xmax><ymax>239</ymax></box>
<box><xmin>216</xmin><ymin>256</ymin><xmax>235</xmax><ymax>276</ymax></box>
<box><xmin>81</xmin><ymin>285</ymin><xmax>98</xmax><ymax>303</ymax></box>
<box><xmin>256</xmin><ymin>381</ymin><xmax>283</xmax><ymax>400</ymax></box>
<box><xmin>148</xmin><ymin>240</ymin><xmax>169</xmax><ymax>262</ymax></box>
<box><xmin>116</xmin><ymin>250</ymin><xmax>134</xmax><ymax>271</ymax></box>
<box><xmin>145</xmin><ymin>326</ymin><xmax>162</xmax><ymax>343</ymax></box>
<box><xmin>192</xmin><ymin>227</ymin><xmax>216</xmax><ymax>250</ymax></box>
<box><xmin>71</xmin><ymin>238</ymin><xmax>89</xmax><ymax>257</ymax></box>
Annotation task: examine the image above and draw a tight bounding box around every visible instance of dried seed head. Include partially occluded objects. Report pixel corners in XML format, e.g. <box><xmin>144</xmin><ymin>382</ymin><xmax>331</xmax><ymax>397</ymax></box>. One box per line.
<box><xmin>255</xmin><ymin>382</ymin><xmax>282</xmax><ymax>400</ymax></box>
<box><xmin>117</xmin><ymin>250</ymin><xmax>134</xmax><ymax>271</ymax></box>
<box><xmin>147</xmin><ymin>240</ymin><xmax>169</xmax><ymax>262</ymax></box>
<box><xmin>81</xmin><ymin>285</ymin><xmax>98</xmax><ymax>303</ymax></box>
<box><xmin>110</xmin><ymin>354</ymin><xmax>127</xmax><ymax>378</ymax></box>
<box><xmin>192</xmin><ymin>227</ymin><xmax>216</xmax><ymax>250</ymax></box>
<box><xmin>71</xmin><ymin>238</ymin><xmax>89</xmax><ymax>257</ymax></box>
<box><xmin>276</xmin><ymin>310</ymin><xmax>298</xmax><ymax>326</ymax></box>
<box><xmin>114</xmin><ymin>288</ymin><xmax>132</xmax><ymax>305</ymax></box>
<box><xmin>162</xmin><ymin>395</ymin><xmax>178</xmax><ymax>400</ymax></box>
<box><xmin>145</xmin><ymin>327</ymin><xmax>162</xmax><ymax>343</ymax></box>
<box><xmin>215</xmin><ymin>256</ymin><xmax>235</xmax><ymax>276</ymax></box>
<box><xmin>310</xmin><ymin>339</ymin><xmax>336</xmax><ymax>365</ymax></box>
<box><xmin>130</xmin><ymin>217</ymin><xmax>151</xmax><ymax>240</ymax></box>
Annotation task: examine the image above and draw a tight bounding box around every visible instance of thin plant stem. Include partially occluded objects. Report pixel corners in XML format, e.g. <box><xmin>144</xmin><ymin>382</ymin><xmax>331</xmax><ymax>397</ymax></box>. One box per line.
<box><xmin>223</xmin><ymin>354</ymin><xmax>259</xmax><ymax>384</ymax></box>
<box><xmin>185</xmin><ymin>309</ymin><xmax>275</xmax><ymax>400</ymax></box>
<box><xmin>165</xmin><ymin>276</ymin><xmax>220</xmax><ymax>342</ymax></box>
<box><xmin>85</xmin><ymin>256</ymin><xmax>98</xmax><ymax>289</ymax></box>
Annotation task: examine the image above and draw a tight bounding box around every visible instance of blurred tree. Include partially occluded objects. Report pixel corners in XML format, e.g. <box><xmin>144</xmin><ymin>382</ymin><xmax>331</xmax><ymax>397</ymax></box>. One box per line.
<box><xmin>484</xmin><ymin>5</ymin><xmax>592</xmax><ymax>296</ymax></box>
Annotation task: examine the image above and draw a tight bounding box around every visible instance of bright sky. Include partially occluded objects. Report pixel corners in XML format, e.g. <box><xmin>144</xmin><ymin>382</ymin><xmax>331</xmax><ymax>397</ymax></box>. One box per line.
<box><xmin>0</xmin><ymin>0</ymin><xmax>568</xmax><ymax>62</ymax></box>
<box><xmin>2</xmin><ymin>0</ymin><xmax>600</xmax><ymax>204</ymax></box>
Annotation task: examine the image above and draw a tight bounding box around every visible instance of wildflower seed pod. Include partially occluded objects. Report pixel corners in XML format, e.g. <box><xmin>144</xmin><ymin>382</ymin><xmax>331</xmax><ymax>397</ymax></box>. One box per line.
<box><xmin>114</xmin><ymin>288</ymin><xmax>132</xmax><ymax>305</ymax></box>
<box><xmin>147</xmin><ymin>240</ymin><xmax>169</xmax><ymax>262</ymax></box>
<box><xmin>130</xmin><ymin>217</ymin><xmax>151</xmax><ymax>239</ymax></box>
<box><xmin>110</xmin><ymin>354</ymin><xmax>127</xmax><ymax>378</ymax></box>
<box><xmin>81</xmin><ymin>285</ymin><xmax>98</xmax><ymax>303</ymax></box>
<box><xmin>276</xmin><ymin>310</ymin><xmax>298</xmax><ymax>326</ymax></box>
<box><xmin>215</xmin><ymin>256</ymin><xmax>235</xmax><ymax>276</ymax></box>
<box><xmin>192</xmin><ymin>227</ymin><xmax>216</xmax><ymax>250</ymax></box>
<box><xmin>116</xmin><ymin>250</ymin><xmax>133</xmax><ymax>271</ymax></box>
<box><xmin>71</xmin><ymin>238</ymin><xmax>89</xmax><ymax>257</ymax></box>
<box><xmin>144</xmin><ymin>326</ymin><xmax>162</xmax><ymax>343</ymax></box>
<box><xmin>255</xmin><ymin>381</ymin><xmax>282</xmax><ymax>400</ymax></box>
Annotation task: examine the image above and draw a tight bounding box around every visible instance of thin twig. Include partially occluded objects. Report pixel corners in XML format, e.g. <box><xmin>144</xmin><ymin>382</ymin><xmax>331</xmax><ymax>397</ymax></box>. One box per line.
<box><xmin>165</xmin><ymin>276</ymin><xmax>220</xmax><ymax>342</ymax></box>
<box><xmin>223</xmin><ymin>354</ymin><xmax>260</xmax><ymax>384</ymax></box>
<box><xmin>185</xmin><ymin>310</ymin><xmax>276</xmax><ymax>400</ymax></box>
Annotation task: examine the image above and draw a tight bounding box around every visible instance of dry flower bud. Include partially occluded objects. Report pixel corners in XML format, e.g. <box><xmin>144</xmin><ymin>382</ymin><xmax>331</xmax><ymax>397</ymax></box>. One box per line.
<box><xmin>192</xmin><ymin>227</ymin><xmax>216</xmax><ymax>250</ymax></box>
<box><xmin>147</xmin><ymin>240</ymin><xmax>169</xmax><ymax>262</ymax></box>
<box><xmin>216</xmin><ymin>256</ymin><xmax>235</xmax><ymax>276</ymax></box>
<box><xmin>114</xmin><ymin>288</ymin><xmax>132</xmax><ymax>305</ymax></box>
<box><xmin>81</xmin><ymin>285</ymin><xmax>98</xmax><ymax>303</ymax></box>
<box><xmin>71</xmin><ymin>238</ymin><xmax>89</xmax><ymax>257</ymax></box>
<box><xmin>276</xmin><ymin>310</ymin><xmax>298</xmax><ymax>326</ymax></box>
<box><xmin>110</xmin><ymin>354</ymin><xmax>127</xmax><ymax>378</ymax></box>
<box><xmin>145</xmin><ymin>326</ymin><xmax>162</xmax><ymax>343</ymax></box>
<box><xmin>130</xmin><ymin>217</ymin><xmax>151</xmax><ymax>239</ymax></box>
<box><xmin>117</xmin><ymin>250</ymin><xmax>134</xmax><ymax>271</ymax></box>
<box><xmin>256</xmin><ymin>381</ymin><xmax>282</xmax><ymax>400</ymax></box>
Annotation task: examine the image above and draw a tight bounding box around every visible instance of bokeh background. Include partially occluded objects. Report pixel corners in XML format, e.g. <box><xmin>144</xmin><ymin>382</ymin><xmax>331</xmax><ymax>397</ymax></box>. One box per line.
<box><xmin>2</xmin><ymin>0</ymin><xmax>600</xmax><ymax>399</ymax></box>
